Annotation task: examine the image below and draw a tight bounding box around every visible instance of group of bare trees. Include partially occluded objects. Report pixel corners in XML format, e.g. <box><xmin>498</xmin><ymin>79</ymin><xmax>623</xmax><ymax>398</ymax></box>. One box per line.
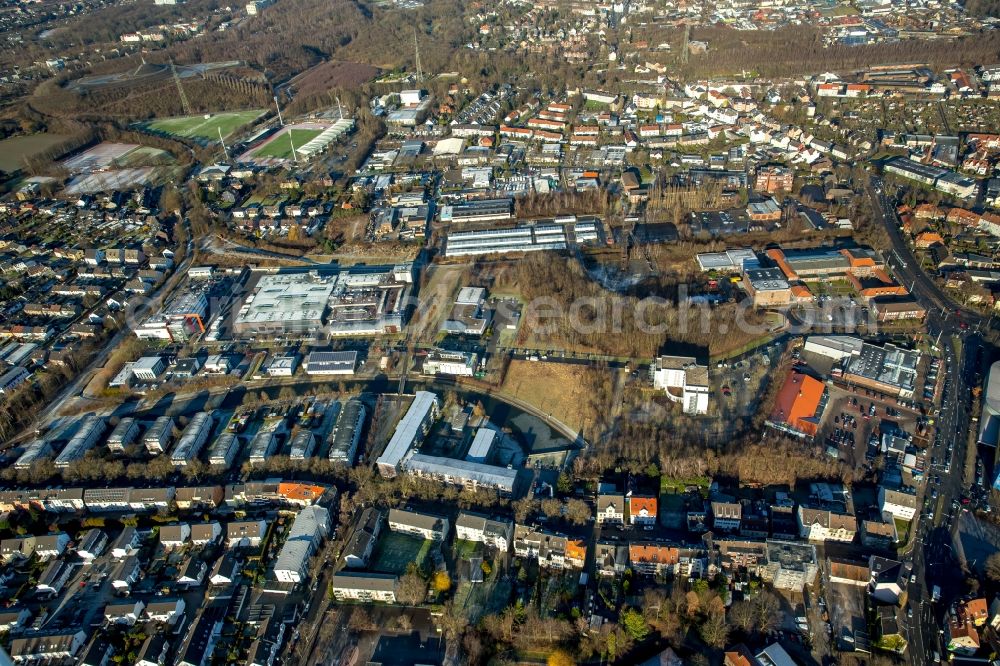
<box><xmin>682</xmin><ymin>25</ymin><xmax>1000</xmax><ymax>79</ymax></box>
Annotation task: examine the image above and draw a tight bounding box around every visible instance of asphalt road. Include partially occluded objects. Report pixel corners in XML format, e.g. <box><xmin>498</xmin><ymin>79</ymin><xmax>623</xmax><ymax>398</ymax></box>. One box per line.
<box><xmin>866</xmin><ymin>178</ymin><xmax>989</xmax><ymax>331</ymax></box>
<box><xmin>867</xmin><ymin>178</ymin><xmax>985</xmax><ymax>664</ymax></box>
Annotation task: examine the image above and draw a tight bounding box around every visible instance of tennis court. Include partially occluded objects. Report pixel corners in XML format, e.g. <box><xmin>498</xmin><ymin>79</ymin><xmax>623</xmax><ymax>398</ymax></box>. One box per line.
<box><xmin>370</xmin><ymin>532</ymin><xmax>432</xmax><ymax>575</ymax></box>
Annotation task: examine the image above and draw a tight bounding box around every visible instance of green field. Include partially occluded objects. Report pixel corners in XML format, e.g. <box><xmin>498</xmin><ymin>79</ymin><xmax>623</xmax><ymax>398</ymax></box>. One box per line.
<box><xmin>0</xmin><ymin>133</ymin><xmax>72</xmax><ymax>173</ymax></box>
<box><xmin>370</xmin><ymin>532</ymin><xmax>432</xmax><ymax>575</ymax></box>
<box><xmin>252</xmin><ymin>129</ymin><xmax>324</xmax><ymax>159</ymax></box>
<box><xmin>145</xmin><ymin>110</ymin><xmax>264</xmax><ymax>141</ymax></box>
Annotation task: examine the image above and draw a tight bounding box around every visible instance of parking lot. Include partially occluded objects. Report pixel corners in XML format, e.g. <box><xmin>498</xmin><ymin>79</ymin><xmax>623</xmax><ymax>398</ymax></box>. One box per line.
<box><xmin>814</xmin><ymin>384</ymin><xmax>921</xmax><ymax>468</ymax></box>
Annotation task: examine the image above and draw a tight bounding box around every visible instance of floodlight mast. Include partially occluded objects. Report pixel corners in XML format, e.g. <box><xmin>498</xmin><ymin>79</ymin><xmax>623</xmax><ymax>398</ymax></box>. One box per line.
<box><xmin>218</xmin><ymin>127</ymin><xmax>230</xmax><ymax>161</ymax></box>
<box><xmin>274</xmin><ymin>95</ymin><xmax>285</xmax><ymax>126</ymax></box>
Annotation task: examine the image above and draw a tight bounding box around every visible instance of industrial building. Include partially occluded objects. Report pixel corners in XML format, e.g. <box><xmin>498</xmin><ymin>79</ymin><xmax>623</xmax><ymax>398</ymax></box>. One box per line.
<box><xmin>54</xmin><ymin>415</ymin><xmax>106</xmax><ymax>468</ymax></box>
<box><xmin>441</xmin><ymin>287</ymin><xmax>490</xmax><ymax>336</ymax></box>
<box><xmin>402</xmin><ymin>452</ymin><xmax>518</xmax><ymax>494</ymax></box>
<box><xmin>422</xmin><ymin>350</ymin><xmax>477</xmax><ymax>377</ymax></box>
<box><xmin>235</xmin><ymin>267</ymin><xmax>415</xmax><ymax>339</ymax></box>
<box><xmin>443</xmin><ymin>224</ymin><xmax>569</xmax><ymax>257</ymax></box>
<box><xmin>266</xmin><ymin>354</ymin><xmax>299</xmax><ymax>376</ymax></box>
<box><xmin>234</xmin><ymin>271</ymin><xmax>336</xmax><ymax>338</ymax></box>
<box><xmin>439</xmin><ymin>198</ymin><xmax>513</xmax><ymax>223</ymax></box>
<box><xmin>375</xmin><ymin>391</ymin><xmax>440</xmax><ymax>477</ymax></box>
<box><xmin>803</xmin><ymin>335</ymin><xmax>865</xmax><ymax>361</ymax></box>
<box><xmin>841</xmin><ymin>342</ymin><xmax>919</xmax><ymax>399</ymax></box>
<box><xmin>170</xmin><ymin>413</ymin><xmax>214</xmax><ymax>466</ymax></box>
<box><xmin>304</xmin><ymin>351</ymin><xmax>357</xmax><ymax>375</ymax></box>
<box><xmin>325</xmin><ymin>264</ymin><xmax>413</xmax><ymax>337</ymax></box>
<box><xmin>132</xmin><ymin>356</ymin><xmax>166</xmax><ymax>381</ymax></box>
<box><xmin>695</xmin><ymin>249</ymin><xmax>759</xmax><ymax>273</ymax></box>
<box><xmin>328</xmin><ymin>399</ymin><xmax>365</xmax><ymax>464</ymax></box>
<box><xmin>134</xmin><ymin>284</ymin><xmax>211</xmax><ymax>342</ymax></box>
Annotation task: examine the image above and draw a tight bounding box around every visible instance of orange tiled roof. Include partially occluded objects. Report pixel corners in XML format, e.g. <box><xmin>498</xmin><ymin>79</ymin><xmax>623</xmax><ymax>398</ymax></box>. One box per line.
<box><xmin>277</xmin><ymin>482</ymin><xmax>326</xmax><ymax>502</ymax></box>
<box><xmin>770</xmin><ymin>371</ymin><xmax>824</xmax><ymax>436</ymax></box>
<box><xmin>629</xmin><ymin>496</ymin><xmax>658</xmax><ymax>516</ymax></box>
<box><xmin>565</xmin><ymin>539</ymin><xmax>587</xmax><ymax>561</ymax></box>
<box><xmin>628</xmin><ymin>543</ymin><xmax>679</xmax><ymax>565</ymax></box>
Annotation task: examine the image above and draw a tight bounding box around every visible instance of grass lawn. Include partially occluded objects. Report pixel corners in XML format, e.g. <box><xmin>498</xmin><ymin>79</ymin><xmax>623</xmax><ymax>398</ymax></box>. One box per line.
<box><xmin>253</xmin><ymin>129</ymin><xmax>324</xmax><ymax>159</ymax></box>
<box><xmin>454</xmin><ymin>539</ymin><xmax>483</xmax><ymax>560</ymax></box>
<box><xmin>146</xmin><ymin>110</ymin><xmax>264</xmax><ymax>141</ymax></box>
<box><xmin>660</xmin><ymin>475</ymin><xmax>710</xmax><ymax>494</ymax></box>
<box><xmin>371</xmin><ymin>532</ymin><xmax>432</xmax><ymax>575</ymax></box>
<box><xmin>502</xmin><ymin>360</ymin><xmax>608</xmax><ymax>432</ymax></box>
<box><xmin>0</xmin><ymin>133</ymin><xmax>72</xmax><ymax>172</ymax></box>
<box><xmin>894</xmin><ymin>517</ymin><xmax>911</xmax><ymax>545</ymax></box>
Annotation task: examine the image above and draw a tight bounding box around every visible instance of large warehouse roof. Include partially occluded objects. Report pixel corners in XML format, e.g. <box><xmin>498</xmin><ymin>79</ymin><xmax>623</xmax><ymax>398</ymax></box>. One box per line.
<box><xmin>979</xmin><ymin>361</ymin><xmax>1000</xmax><ymax>447</ymax></box>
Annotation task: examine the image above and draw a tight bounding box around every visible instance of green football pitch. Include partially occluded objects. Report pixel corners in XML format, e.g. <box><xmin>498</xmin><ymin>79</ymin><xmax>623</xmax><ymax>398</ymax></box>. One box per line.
<box><xmin>146</xmin><ymin>110</ymin><xmax>264</xmax><ymax>141</ymax></box>
<box><xmin>252</xmin><ymin>129</ymin><xmax>324</xmax><ymax>159</ymax></box>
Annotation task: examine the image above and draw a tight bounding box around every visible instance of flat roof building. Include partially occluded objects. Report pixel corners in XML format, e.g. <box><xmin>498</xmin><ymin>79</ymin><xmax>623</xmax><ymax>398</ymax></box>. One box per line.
<box><xmin>133</xmin><ymin>356</ymin><xmax>166</xmax><ymax>381</ymax></box>
<box><xmin>304</xmin><ymin>350</ymin><xmax>357</xmax><ymax>375</ymax></box>
<box><xmin>442</xmin><ymin>287</ymin><xmax>490</xmax><ymax>336</ymax></box>
<box><xmin>376</xmin><ymin>391</ymin><xmax>439</xmax><ymax>477</ymax></box>
<box><xmin>403</xmin><ymin>452</ymin><xmax>518</xmax><ymax>494</ymax></box>
<box><xmin>234</xmin><ymin>271</ymin><xmax>336</xmax><ymax>337</ymax></box>
<box><xmin>981</xmin><ymin>361</ymin><xmax>1000</xmax><ymax>447</ymax></box>
<box><xmin>423</xmin><ymin>350</ymin><xmax>477</xmax><ymax>377</ymax></box>
<box><xmin>444</xmin><ymin>224</ymin><xmax>569</xmax><ymax>257</ymax></box>
<box><xmin>466</xmin><ymin>427</ymin><xmax>497</xmax><ymax>463</ymax></box>
<box><xmin>440</xmin><ymin>198</ymin><xmax>513</xmax><ymax>223</ymax></box>
<box><xmin>695</xmin><ymin>249</ymin><xmax>759</xmax><ymax>273</ymax></box>
<box><xmin>842</xmin><ymin>342</ymin><xmax>919</xmax><ymax>398</ymax></box>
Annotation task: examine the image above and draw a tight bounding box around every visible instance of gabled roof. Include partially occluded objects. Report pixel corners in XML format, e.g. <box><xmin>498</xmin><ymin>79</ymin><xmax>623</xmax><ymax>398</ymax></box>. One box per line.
<box><xmin>629</xmin><ymin>496</ymin><xmax>658</xmax><ymax>516</ymax></box>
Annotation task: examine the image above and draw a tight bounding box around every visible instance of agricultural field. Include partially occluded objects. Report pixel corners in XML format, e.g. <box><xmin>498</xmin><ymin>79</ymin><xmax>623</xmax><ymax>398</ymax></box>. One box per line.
<box><xmin>0</xmin><ymin>133</ymin><xmax>72</xmax><ymax>172</ymax></box>
<box><xmin>144</xmin><ymin>110</ymin><xmax>264</xmax><ymax>141</ymax></box>
<box><xmin>253</xmin><ymin>129</ymin><xmax>324</xmax><ymax>159</ymax></box>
